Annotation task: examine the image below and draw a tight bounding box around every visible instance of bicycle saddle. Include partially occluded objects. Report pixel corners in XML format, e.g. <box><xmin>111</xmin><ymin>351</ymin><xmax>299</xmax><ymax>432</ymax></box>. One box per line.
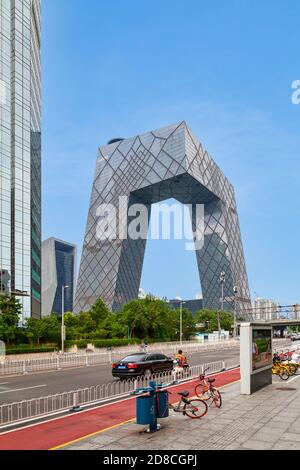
<box><xmin>208</xmin><ymin>378</ymin><xmax>215</xmax><ymax>383</ymax></box>
<box><xmin>178</xmin><ymin>390</ymin><xmax>189</xmax><ymax>397</ymax></box>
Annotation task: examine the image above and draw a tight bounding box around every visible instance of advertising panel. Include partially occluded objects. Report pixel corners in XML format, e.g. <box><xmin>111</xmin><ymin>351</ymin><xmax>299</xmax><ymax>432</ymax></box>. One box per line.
<box><xmin>252</xmin><ymin>329</ymin><xmax>272</xmax><ymax>371</ymax></box>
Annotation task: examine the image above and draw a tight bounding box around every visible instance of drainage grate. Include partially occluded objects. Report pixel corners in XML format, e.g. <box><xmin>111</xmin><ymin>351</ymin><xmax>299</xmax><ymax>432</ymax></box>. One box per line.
<box><xmin>275</xmin><ymin>387</ymin><xmax>297</xmax><ymax>391</ymax></box>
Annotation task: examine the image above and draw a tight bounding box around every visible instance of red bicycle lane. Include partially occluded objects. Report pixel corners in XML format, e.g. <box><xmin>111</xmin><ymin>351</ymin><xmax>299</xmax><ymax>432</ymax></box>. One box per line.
<box><xmin>0</xmin><ymin>368</ymin><xmax>240</xmax><ymax>450</ymax></box>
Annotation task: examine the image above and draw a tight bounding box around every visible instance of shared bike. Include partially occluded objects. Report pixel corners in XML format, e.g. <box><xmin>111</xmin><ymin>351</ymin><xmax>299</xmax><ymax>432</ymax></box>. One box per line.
<box><xmin>167</xmin><ymin>389</ymin><xmax>208</xmax><ymax>419</ymax></box>
<box><xmin>194</xmin><ymin>367</ymin><xmax>222</xmax><ymax>408</ymax></box>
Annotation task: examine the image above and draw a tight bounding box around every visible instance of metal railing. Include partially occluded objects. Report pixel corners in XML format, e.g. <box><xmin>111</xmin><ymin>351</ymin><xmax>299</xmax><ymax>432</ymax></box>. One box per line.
<box><xmin>0</xmin><ymin>359</ymin><xmax>238</xmax><ymax>427</ymax></box>
<box><xmin>0</xmin><ymin>340</ymin><xmax>241</xmax><ymax>377</ymax></box>
<box><xmin>238</xmin><ymin>304</ymin><xmax>300</xmax><ymax>322</ymax></box>
<box><xmin>0</xmin><ymin>338</ymin><xmax>290</xmax><ymax>378</ymax></box>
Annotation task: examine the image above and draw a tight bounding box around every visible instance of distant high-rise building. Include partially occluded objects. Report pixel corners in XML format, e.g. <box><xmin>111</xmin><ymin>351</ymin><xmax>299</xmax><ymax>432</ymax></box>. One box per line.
<box><xmin>168</xmin><ymin>298</ymin><xmax>203</xmax><ymax>316</ymax></box>
<box><xmin>0</xmin><ymin>0</ymin><xmax>41</xmax><ymax>318</ymax></box>
<box><xmin>253</xmin><ymin>298</ymin><xmax>280</xmax><ymax>321</ymax></box>
<box><xmin>42</xmin><ymin>238</ymin><xmax>77</xmax><ymax>316</ymax></box>
<box><xmin>291</xmin><ymin>304</ymin><xmax>300</xmax><ymax>320</ymax></box>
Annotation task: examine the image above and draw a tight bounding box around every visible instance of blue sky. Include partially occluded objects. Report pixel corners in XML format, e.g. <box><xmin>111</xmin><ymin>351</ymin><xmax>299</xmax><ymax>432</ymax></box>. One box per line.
<box><xmin>42</xmin><ymin>0</ymin><xmax>300</xmax><ymax>304</ymax></box>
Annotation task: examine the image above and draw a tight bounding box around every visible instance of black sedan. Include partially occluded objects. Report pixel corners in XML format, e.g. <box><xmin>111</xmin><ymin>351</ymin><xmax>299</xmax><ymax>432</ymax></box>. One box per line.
<box><xmin>112</xmin><ymin>353</ymin><xmax>174</xmax><ymax>379</ymax></box>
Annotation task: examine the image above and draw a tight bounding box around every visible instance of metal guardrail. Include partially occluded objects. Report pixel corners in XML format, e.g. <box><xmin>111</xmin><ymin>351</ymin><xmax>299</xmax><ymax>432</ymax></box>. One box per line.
<box><xmin>0</xmin><ymin>340</ymin><xmax>241</xmax><ymax>377</ymax></box>
<box><xmin>0</xmin><ymin>359</ymin><xmax>239</xmax><ymax>427</ymax></box>
<box><xmin>0</xmin><ymin>338</ymin><xmax>290</xmax><ymax>378</ymax></box>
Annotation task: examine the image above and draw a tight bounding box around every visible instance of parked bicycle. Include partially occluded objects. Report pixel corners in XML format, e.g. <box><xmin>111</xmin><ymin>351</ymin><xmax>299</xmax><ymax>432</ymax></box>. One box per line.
<box><xmin>277</xmin><ymin>351</ymin><xmax>300</xmax><ymax>375</ymax></box>
<box><xmin>167</xmin><ymin>389</ymin><xmax>208</xmax><ymax>419</ymax></box>
<box><xmin>194</xmin><ymin>367</ymin><xmax>222</xmax><ymax>408</ymax></box>
<box><xmin>272</xmin><ymin>355</ymin><xmax>290</xmax><ymax>380</ymax></box>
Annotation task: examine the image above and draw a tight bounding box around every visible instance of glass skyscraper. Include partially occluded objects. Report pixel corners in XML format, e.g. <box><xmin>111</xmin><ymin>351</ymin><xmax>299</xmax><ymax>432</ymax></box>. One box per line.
<box><xmin>41</xmin><ymin>238</ymin><xmax>77</xmax><ymax>316</ymax></box>
<box><xmin>0</xmin><ymin>0</ymin><xmax>41</xmax><ymax>319</ymax></box>
<box><xmin>75</xmin><ymin>122</ymin><xmax>251</xmax><ymax>314</ymax></box>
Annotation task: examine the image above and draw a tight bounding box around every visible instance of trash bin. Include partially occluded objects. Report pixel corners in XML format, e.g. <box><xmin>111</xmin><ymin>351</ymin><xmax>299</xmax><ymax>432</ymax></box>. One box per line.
<box><xmin>136</xmin><ymin>394</ymin><xmax>156</xmax><ymax>425</ymax></box>
<box><xmin>156</xmin><ymin>390</ymin><xmax>169</xmax><ymax>418</ymax></box>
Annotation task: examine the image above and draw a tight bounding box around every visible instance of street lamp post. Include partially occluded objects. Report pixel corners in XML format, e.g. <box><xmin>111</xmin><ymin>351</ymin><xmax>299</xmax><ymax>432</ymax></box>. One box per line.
<box><xmin>61</xmin><ymin>285</ymin><xmax>69</xmax><ymax>354</ymax></box>
<box><xmin>218</xmin><ymin>272</ymin><xmax>226</xmax><ymax>340</ymax></box>
<box><xmin>179</xmin><ymin>301</ymin><xmax>186</xmax><ymax>345</ymax></box>
<box><xmin>233</xmin><ymin>285</ymin><xmax>238</xmax><ymax>337</ymax></box>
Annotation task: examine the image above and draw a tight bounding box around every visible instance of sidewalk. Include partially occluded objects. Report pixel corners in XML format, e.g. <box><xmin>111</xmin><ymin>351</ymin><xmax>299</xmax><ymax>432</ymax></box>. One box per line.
<box><xmin>61</xmin><ymin>374</ymin><xmax>300</xmax><ymax>451</ymax></box>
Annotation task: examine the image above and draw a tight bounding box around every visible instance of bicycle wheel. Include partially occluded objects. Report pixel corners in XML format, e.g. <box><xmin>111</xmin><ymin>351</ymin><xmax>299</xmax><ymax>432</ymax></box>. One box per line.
<box><xmin>279</xmin><ymin>367</ymin><xmax>290</xmax><ymax>381</ymax></box>
<box><xmin>194</xmin><ymin>384</ymin><xmax>210</xmax><ymax>400</ymax></box>
<box><xmin>184</xmin><ymin>399</ymin><xmax>208</xmax><ymax>419</ymax></box>
<box><xmin>212</xmin><ymin>389</ymin><xmax>222</xmax><ymax>408</ymax></box>
<box><xmin>288</xmin><ymin>363</ymin><xmax>297</xmax><ymax>376</ymax></box>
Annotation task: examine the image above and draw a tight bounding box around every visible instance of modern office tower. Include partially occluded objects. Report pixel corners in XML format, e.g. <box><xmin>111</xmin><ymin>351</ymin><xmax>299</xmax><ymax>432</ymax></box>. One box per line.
<box><xmin>75</xmin><ymin>122</ymin><xmax>251</xmax><ymax>313</ymax></box>
<box><xmin>41</xmin><ymin>238</ymin><xmax>77</xmax><ymax>316</ymax></box>
<box><xmin>253</xmin><ymin>298</ymin><xmax>280</xmax><ymax>321</ymax></box>
<box><xmin>0</xmin><ymin>0</ymin><xmax>41</xmax><ymax>319</ymax></box>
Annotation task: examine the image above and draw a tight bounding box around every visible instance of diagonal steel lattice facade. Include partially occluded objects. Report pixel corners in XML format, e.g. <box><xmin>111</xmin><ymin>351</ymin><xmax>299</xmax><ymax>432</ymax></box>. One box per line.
<box><xmin>74</xmin><ymin>122</ymin><xmax>251</xmax><ymax>313</ymax></box>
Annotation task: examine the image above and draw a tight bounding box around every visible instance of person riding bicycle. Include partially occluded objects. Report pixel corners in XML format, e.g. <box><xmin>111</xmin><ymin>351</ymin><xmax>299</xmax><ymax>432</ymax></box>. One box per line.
<box><xmin>175</xmin><ymin>350</ymin><xmax>189</xmax><ymax>369</ymax></box>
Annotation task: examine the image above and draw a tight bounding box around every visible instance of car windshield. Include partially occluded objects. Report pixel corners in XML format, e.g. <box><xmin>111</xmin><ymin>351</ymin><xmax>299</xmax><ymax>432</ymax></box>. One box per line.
<box><xmin>121</xmin><ymin>354</ymin><xmax>147</xmax><ymax>363</ymax></box>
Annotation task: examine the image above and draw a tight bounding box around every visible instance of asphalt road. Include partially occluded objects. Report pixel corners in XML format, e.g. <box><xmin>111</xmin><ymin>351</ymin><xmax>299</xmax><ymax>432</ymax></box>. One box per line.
<box><xmin>0</xmin><ymin>347</ymin><xmax>240</xmax><ymax>405</ymax></box>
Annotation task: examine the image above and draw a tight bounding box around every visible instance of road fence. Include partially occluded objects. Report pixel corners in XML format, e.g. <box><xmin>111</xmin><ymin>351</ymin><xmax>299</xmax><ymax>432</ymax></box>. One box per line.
<box><xmin>0</xmin><ymin>340</ymin><xmax>241</xmax><ymax>377</ymax></box>
<box><xmin>0</xmin><ymin>338</ymin><xmax>290</xmax><ymax>377</ymax></box>
<box><xmin>0</xmin><ymin>359</ymin><xmax>238</xmax><ymax>428</ymax></box>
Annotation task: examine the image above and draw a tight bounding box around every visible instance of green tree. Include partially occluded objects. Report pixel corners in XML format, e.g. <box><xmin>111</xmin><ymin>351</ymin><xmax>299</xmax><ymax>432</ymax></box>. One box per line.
<box><xmin>89</xmin><ymin>298</ymin><xmax>111</xmax><ymax>325</ymax></box>
<box><xmin>63</xmin><ymin>311</ymin><xmax>79</xmax><ymax>328</ymax></box>
<box><xmin>76</xmin><ymin>311</ymin><xmax>95</xmax><ymax>336</ymax></box>
<box><xmin>194</xmin><ymin>309</ymin><xmax>233</xmax><ymax>333</ymax></box>
<box><xmin>119</xmin><ymin>299</ymin><xmax>149</xmax><ymax>338</ymax></box>
<box><xmin>41</xmin><ymin>314</ymin><xmax>60</xmax><ymax>343</ymax></box>
<box><xmin>25</xmin><ymin>318</ymin><xmax>47</xmax><ymax>345</ymax></box>
<box><xmin>119</xmin><ymin>296</ymin><xmax>174</xmax><ymax>340</ymax></box>
<box><xmin>0</xmin><ymin>294</ymin><xmax>22</xmax><ymax>344</ymax></box>
<box><xmin>167</xmin><ymin>308</ymin><xmax>196</xmax><ymax>341</ymax></box>
<box><xmin>0</xmin><ymin>294</ymin><xmax>22</xmax><ymax>326</ymax></box>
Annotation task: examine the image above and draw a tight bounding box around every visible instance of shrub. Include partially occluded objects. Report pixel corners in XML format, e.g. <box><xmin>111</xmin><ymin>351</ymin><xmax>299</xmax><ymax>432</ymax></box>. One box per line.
<box><xmin>64</xmin><ymin>338</ymin><xmax>142</xmax><ymax>349</ymax></box>
<box><xmin>6</xmin><ymin>344</ymin><xmax>58</xmax><ymax>355</ymax></box>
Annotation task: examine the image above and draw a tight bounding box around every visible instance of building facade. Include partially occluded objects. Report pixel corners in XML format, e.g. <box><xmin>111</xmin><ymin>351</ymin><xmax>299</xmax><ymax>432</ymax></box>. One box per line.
<box><xmin>75</xmin><ymin>122</ymin><xmax>251</xmax><ymax>313</ymax></box>
<box><xmin>168</xmin><ymin>299</ymin><xmax>203</xmax><ymax>316</ymax></box>
<box><xmin>291</xmin><ymin>304</ymin><xmax>300</xmax><ymax>320</ymax></box>
<box><xmin>0</xmin><ymin>0</ymin><xmax>41</xmax><ymax>319</ymax></box>
<box><xmin>253</xmin><ymin>298</ymin><xmax>280</xmax><ymax>321</ymax></box>
<box><xmin>42</xmin><ymin>238</ymin><xmax>77</xmax><ymax>316</ymax></box>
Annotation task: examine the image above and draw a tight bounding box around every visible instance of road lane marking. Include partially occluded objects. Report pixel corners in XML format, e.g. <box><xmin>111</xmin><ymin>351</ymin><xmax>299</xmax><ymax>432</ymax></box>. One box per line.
<box><xmin>0</xmin><ymin>384</ymin><xmax>47</xmax><ymax>394</ymax></box>
<box><xmin>50</xmin><ymin>418</ymin><xmax>136</xmax><ymax>450</ymax></box>
<box><xmin>0</xmin><ymin>383</ymin><xmax>9</xmax><ymax>385</ymax></box>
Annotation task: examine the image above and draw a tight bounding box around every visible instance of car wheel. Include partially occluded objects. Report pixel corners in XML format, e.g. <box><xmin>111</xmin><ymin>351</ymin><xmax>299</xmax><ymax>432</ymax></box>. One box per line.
<box><xmin>144</xmin><ymin>368</ymin><xmax>152</xmax><ymax>379</ymax></box>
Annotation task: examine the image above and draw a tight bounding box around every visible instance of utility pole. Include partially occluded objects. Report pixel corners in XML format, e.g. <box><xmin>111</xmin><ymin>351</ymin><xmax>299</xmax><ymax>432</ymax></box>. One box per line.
<box><xmin>233</xmin><ymin>285</ymin><xmax>238</xmax><ymax>337</ymax></box>
<box><xmin>61</xmin><ymin>285</ymin><xmax>69</xmax><ymax>354</ymax></box>
<box><xmin>218</xmin><ymin>272</ymin><xmax>226</xmax><ymax>340</ymax></box>
<box><xmin>179</xmin><ymin>301</ymin><xmax>186</xmax><ymax>345</ymax></box>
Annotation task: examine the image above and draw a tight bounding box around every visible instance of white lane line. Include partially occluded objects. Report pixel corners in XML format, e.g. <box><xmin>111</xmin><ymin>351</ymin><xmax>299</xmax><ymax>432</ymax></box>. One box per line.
<box><xmin>0</xmin><ymin>382</ymin><xmax>9</xmax><ymax>385</ymax></box>
<box><xmin>284</xmin><ymin>373</ymin><xmax>300</xmax><ymax>384</ymax></box>
<box><xmin>0</xmin><ymin>384</ymin><xmax>47</xmax><ymax>394</ymax></box>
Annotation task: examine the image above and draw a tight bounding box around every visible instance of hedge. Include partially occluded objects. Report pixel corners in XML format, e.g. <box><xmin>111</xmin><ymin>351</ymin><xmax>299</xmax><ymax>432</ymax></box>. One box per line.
<box><xmin>5</xmin><ymin>338</ymin><xmax>175</xmax><ymax>354</ymax></box>
<box><xmin>6</xmin><ymin>344</ymin><xmax>58</xmax><ymax>355</ymax></box>
<box><xmin>64</xmin><ymin>338</ymin><xmax>143</xmax><ymax>349</ymax></box>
